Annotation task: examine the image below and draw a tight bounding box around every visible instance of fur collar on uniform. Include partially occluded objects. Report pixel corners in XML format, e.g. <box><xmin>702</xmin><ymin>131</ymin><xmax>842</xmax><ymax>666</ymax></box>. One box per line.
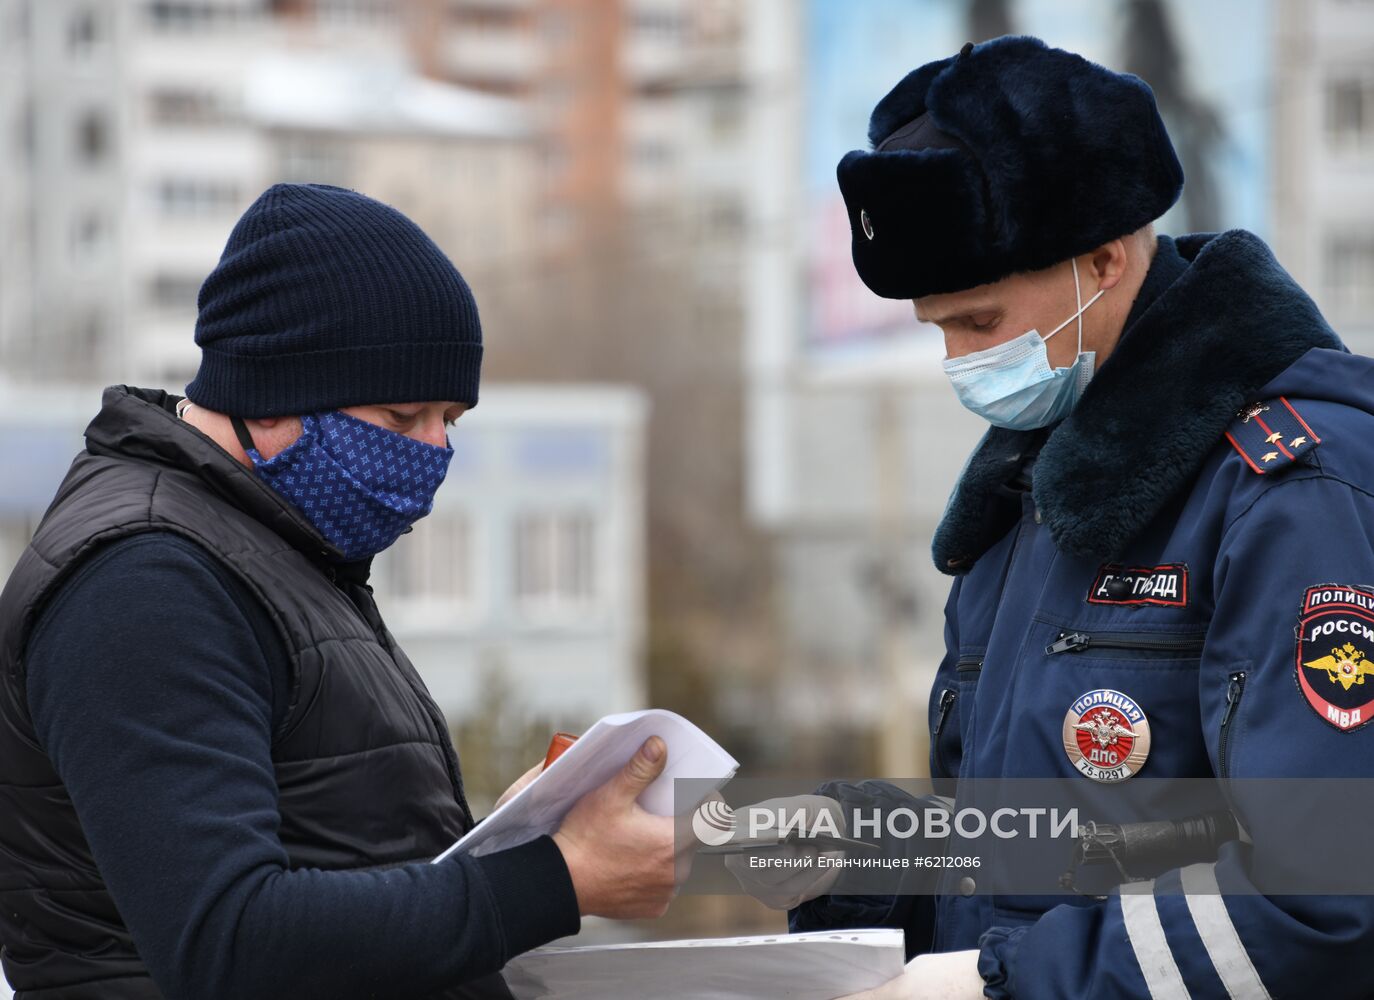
<box><xmin>932</xmin><ymin>229</ymin><xmax>1344</xmax><ymax>575</ymax></box>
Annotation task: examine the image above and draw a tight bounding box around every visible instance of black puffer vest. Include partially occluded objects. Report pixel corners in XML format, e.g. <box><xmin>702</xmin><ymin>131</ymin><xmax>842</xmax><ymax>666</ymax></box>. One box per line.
<box><xmin>0</xmin><ymin>386</ymin><xmax>480</xmax><ymax>998</ymax></box>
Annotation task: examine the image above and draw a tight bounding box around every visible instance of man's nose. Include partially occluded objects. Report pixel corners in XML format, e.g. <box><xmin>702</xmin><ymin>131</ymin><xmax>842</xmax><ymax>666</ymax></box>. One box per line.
<box><xmin>413</xmin><ymin>416</ymin><xmax>448</xmax><ymax>449</ymax></box>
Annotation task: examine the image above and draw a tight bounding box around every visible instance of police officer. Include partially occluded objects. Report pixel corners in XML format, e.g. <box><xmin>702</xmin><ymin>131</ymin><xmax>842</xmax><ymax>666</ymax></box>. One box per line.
<box><xmin>729</xmin><ymin>35</ymin><xmax>1374</xmax><ymax>998</ymax></box>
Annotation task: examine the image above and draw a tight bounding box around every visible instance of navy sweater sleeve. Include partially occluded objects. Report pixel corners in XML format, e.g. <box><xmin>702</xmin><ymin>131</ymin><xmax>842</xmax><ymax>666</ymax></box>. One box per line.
<box><xmin>25</xmin><ymin>532</ymin><xmax>580</xmax><ymax>1000</ymax></box>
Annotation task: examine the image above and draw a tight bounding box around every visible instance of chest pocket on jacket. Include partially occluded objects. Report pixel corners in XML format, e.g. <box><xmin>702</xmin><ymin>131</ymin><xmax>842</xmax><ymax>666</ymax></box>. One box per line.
<box><xmin>1043</xmin><ymin>625</ymin><xmax>1205</xmax><ymax>660</ymax></box>
<box><xmin>1026</xmin><ymin>614</ymin><xmax>1210</xmax><ymax>780</ymax></box>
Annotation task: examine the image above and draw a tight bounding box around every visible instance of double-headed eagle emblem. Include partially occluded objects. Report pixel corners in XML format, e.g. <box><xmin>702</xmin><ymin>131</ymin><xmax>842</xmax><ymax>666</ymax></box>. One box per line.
<box><xmin>1072</xmin><ymin>708</ymin><xmax>1137</xmax><ymax>748</ymax></box>
<box><xmin>1304</xmin><ymin>642</ymin><xmax>1374</xmax><ymax>691</ymax></box>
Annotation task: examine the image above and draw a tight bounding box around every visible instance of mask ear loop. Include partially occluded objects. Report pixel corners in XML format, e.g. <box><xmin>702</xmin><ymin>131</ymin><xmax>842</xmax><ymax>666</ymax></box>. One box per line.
<box><xmin>1043</xmin><ymin>256</ymin><xmax>1105</xmax><ymax>346</ymax></box>
<box><xmin>1072</xmin><ymin>256</ymin><xmax>1084</xmax><ymax>356</ymax></box>
<box><xmin>230</xmin><ymin>415</ymin><xmax>258</xmax><ymax>456</ymax></box>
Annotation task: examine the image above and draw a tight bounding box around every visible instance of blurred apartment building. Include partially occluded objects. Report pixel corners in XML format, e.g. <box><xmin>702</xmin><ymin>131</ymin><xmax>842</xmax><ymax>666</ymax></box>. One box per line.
<box><xmin>0</xmin><ymin>0</ymin><xmax>751</xmax><ymax>361</ymax></box>
<box><xmin>383</xmin><ymin>0</ymin><xmax>766</xmax><ymax>752</ymax></box>
<box><xmin>737</xmin><ymin>0</ymin><xmax>991</xmax><ymax>775</ymax></box>
<box><xmin>0</xmin><ymin>0</ymin><xmax>540</xmax><ymax>385</ymax></box>
<box><xmin>4</xmin><ymin>0</ymin><xmax>1370</xmax><ymax>797</ymax></box>
<box><xmin>0</xmin><ymin>0</ymin><xmax>732</xmax><ymax>736</ymax></box>
<box><xmin>1272</xmin><ymin>0</ymin><xmax>1374</xmax><ymax>356</ymax></box>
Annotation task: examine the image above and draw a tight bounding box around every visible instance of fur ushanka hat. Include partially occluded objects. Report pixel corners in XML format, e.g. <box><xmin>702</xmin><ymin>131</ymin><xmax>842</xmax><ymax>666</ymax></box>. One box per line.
<box><xmin>837</xmin><ymin>35</ymin><xmax>1184</xmax><ymax>300</ymax></box>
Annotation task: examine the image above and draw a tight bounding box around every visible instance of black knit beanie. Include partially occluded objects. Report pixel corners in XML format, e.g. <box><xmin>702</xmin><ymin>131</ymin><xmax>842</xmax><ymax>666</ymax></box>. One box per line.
<box><xmin>185</xmin><ymin>183</ymin><xmax>482</xmax><ymax>417</ymax></box>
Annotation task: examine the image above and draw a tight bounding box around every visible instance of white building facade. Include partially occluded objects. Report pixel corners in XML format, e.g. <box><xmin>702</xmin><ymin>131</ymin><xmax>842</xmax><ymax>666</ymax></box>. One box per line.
<box><xmin>1272</xmin><ymin>0</ymin><xmax>1374</xmax><ymax>356</ymax></box>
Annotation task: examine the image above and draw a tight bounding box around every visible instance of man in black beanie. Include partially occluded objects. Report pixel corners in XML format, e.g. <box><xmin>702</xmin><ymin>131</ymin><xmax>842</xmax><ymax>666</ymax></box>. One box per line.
<box><xmin>0</xmin><ymin>183</ymin><xmax>686</xmax><ymax>999</ymax></box>
<box><xmin>731</xmin><ymin>36</ymin><xmax>1374</xmax><ymax>999</ymax></box>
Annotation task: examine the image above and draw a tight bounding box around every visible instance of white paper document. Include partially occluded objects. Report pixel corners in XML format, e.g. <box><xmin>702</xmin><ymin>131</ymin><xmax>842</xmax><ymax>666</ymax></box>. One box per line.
<box><xmin>433</xmin><ymin>708</ymin><xmax>738</xmax><ymax>862</ymax></box>
<box><xmin>501</xmin><ymin>928</ymin><xmax>905</xmax><ymax>1000</ymax></box>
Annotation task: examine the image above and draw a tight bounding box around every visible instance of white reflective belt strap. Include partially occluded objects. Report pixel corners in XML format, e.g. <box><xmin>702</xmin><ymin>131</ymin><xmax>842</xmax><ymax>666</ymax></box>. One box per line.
<box><xmin>1120</xmin><ymin>880</ymin><xmax>1191</xmax><ymax>1000</ymax></box>
<box><xmin>1179</xmin><ymin>863</ymin><xmax>1272</xmax><ymax>1000</ymax></box>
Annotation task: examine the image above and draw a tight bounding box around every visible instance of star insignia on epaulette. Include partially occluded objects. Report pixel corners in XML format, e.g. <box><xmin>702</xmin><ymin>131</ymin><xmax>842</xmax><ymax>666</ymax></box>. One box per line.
<box><xmin>1225</xmin><ymin>396</ymin><xmax>1322</xmax><ymax>476</ymax></box>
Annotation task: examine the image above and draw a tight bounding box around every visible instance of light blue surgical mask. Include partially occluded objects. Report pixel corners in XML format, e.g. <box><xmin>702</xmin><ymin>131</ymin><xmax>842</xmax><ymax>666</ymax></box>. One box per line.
<box><xmin>941</xmin><ymin>257</ymin><xmax>1106</xmax><ymax>430</ymax></box>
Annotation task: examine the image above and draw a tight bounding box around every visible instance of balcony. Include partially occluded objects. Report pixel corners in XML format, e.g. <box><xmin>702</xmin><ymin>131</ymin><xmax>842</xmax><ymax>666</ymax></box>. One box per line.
<box><xmin>441</xmin><ymin>30</ymin><xmax>541</xmax><ymax>85</ymax></box>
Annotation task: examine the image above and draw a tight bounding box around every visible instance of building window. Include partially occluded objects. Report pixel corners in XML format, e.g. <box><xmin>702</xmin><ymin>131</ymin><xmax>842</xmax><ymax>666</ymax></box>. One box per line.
<box><xmin>149</xmin><ymin>273</ymin><xmax>202</xmax><ymax>311</ymax></box>
<box><xmin>156</xmin><ymin>177</ymin><xmax>241</xmax><ymax>217</ymax></box>
<box><xmin>148</xmin><ymin>1</ymin><xmax>212</xmax><ymax>30</ymax></box>
<box><xmin>147</xmin><ymin>2</ymin><xmax>256</xmax><ymax>31</ymax></box>
<box><xmin>449</xmin><ymin>7</ymin><xmax>518</xmax><ymax>32</ymax></box>
<box><xmin>513</xmin><ymin>511</ymin><xmax>596</xmax><ymax>613</ymax></box>
<box><xmin>708</xmin><ymin>91</ymin><xmax>742</xmax><ymax>141</ymax></box>
<box><xmin>539</xmin><ymin>139</ymin><xmax>569</xmax><ymax>182</ymax></box>
<box><xmin>383</xmin><ymin>513</ymin><xmax>475</xmax><ymax>610</ymax></box>
<box><xmin>9</xmin><ymin>3</ymin><xmax>30</xmax><ymax>47</ymax></box>
<box><xmin>705</xmin><ymin>196</ymin><xmax>744</xmax><ymax>238</ymax></box>
<box><xmin>70</xmin><ymin>211</ymin><xmax>109</xmax><ymax>266</ymax></box>
<box><xmin>1326</xmin><ymin>234</ymin><xmax>1374</xmax><ymax>316</ymax></box>
<box><xmin>276</xmin><ymin>138</ymin><xmax>350</xmax><ymax>186</ymax></box>
<box><xmin>149</xmin><ymin>87</ymin><xmax>236</xmax><ymax>126</ymax></box>
<box><xmin>314</xmin><ymin>0</ymin><xmax>398</xmax><ymax>27</ymax></box>
<box><xmin>16</xmin><ymin>104</ymin><xmax>33</xmax><ymax>162</ymax></box>
<box><xmin>67</xmin><ymin>7</ymin><xmax>104</xmax><ymax>59</ymax></box>
<box><xmin>630</xmin><ymin>138</ymin><xmax>672</xmax><ymax>168</ymax></box>
<box><xmin>1326</xmin><ymin>76</ymin><xmax>1374</xmax><ymax>152</ymax></box>
<box><xmin>75</xmin><ymin>110</ymin><xmax>110</xmax><ymax>163</ymax></box>
<box><xmin>71</xmin><ymin>311</ymin><xmax>105</xmax><ymax>361</ymax></box>
<box><xmin>627</xmin><ymin>7</ymin><xmax>681</xmax><ymax>43</ymax></box>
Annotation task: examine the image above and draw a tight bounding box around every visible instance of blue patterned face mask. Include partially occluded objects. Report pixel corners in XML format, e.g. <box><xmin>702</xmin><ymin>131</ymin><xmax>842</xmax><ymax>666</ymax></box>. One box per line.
<box><xmin>232</xmin><ymin>410</ymin><xmax>453</xmax><ymax>561</ymax></box>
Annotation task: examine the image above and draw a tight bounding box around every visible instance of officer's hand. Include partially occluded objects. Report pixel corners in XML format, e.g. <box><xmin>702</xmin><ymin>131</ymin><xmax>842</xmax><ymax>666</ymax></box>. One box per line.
<box><xmin>553</xmin><ymin>737</ymin><xmax>690</xmax><ymax>919</ymax></box>
<box><xmin>836</xmin><ymin>949</ymin><xmax>984</xmax><ymax>999</ymax></box>
<box><xmin>494</xmin><ymin>760</ymin><xmax>543</xmax><ymax>811</ymax></box>
<box><xmin>723</xmin><ymin>794</ymin><xmax>846</xmax><ymax>909</ymax></box>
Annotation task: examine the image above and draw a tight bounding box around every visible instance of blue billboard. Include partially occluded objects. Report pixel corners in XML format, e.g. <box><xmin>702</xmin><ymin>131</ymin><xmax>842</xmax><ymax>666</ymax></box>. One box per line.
<box><xmin>804</xmin><ymin>0</ymin><xmax>1271</xmax><ymax>352</ymax></box>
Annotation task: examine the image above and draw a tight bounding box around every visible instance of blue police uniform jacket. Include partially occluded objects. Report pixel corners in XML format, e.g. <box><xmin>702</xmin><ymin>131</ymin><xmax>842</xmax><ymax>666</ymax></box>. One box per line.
<box><xmin>793</xmin><ymin>229</ymin><xmax>1374</xmax><ymax>999</ymax></box>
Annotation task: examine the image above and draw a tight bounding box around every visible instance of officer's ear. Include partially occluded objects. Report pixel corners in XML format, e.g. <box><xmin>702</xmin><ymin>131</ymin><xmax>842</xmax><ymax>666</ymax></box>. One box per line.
<box><xmin>1086</xmin><ymin>237</ymin><xmax>1133</xmax><ymax>294</ymax></box>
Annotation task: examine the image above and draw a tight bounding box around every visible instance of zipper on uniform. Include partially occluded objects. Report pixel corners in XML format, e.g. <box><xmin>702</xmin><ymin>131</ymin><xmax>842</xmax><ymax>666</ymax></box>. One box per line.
<box><xmin>1218</xmin><ymin>671</ymin><xmax>1246</xmax><ymax>779</ymax></box>
<box><xmin>1045</xmin><ymin>630</ymin><xmax>1206</xmax><ymax>655</ymax></box>
<box><xmin>932</xmin><ymin>688</ymin><xmax>958</xmax><ymax>737</ymax></box>
<box><xmin>931</xmin><ymin>687</ymin><xmax>959</xmax><ymax>779</ymax></box>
